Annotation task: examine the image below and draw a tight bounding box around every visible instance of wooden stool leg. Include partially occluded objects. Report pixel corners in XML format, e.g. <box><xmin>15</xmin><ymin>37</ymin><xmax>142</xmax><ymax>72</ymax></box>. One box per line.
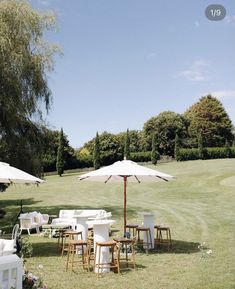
<box><xmin>125</xmin><ymin>243</ymin><xmax>128</xmax><ymax>267</ymax></box>
<box><xmin>94</xmin><ymin>243</ymin><xmax>98</xmax><ymax>273</ymax></box>
<box><xmin>98</xmin><ymin>245</ymin><xmax>101</xmax><ymax>275</ymax></box>
<box><xmin>132</xmin><ymin>242</ymin><xmax>135</xmax><ymax>269</ymax></box>
<box><xmin>169</xmin><ymin>229</ymin><xmax>172</xmax><ymax>247</ymax></box>
<box><xmin>116</xmin><ymin>245</ymin><xmax>120</xmax><ymax>274</ymax></box>
<box><xmin>149</xmin><ymin>229</ymin><xmax>152</xmax><ymax>250</ymax></box>
<box><xmin>61</xmin><ymin>235</ymin><xmax>67</xmax><ymax>257</ymax></box>
<box><xmin>166</xmin><ymin>230</ymin><xmax>169</xmax><ymax>250</ymax></box>
<box><xmin>71</xmin><ymin>244</ymin><xmax>75</xmax><ymax>270</ymax></box>
<box><xmin>146</xmin><ymin>230</ymin><xmax>149</xmax><ymax>254</ymax></box>
<box><xmin>66</xmin><ymin>243</ymin><xmax>70</xmax><ymax>271</ymax></box>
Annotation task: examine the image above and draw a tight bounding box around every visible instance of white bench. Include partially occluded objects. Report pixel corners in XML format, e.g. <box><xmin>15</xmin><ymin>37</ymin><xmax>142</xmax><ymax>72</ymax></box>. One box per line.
<box><xmin>0</xmin><ymin>254</ymin><xmax>23</xmax><ymax>289</ymax></box>
<box><xmin>19</xmin><ymin>212</ymin><xmax>49</xmax><ymax>235</ymax></box>
<box><xmin>51</xmin><ymin>209</ymin><xmax>111</xmax><ymax>229</ymax></box>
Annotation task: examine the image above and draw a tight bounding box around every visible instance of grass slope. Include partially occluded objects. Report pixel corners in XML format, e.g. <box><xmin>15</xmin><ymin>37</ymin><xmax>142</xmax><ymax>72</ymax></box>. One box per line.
<box><xmin>1</xmin><ymin>159</ymin><xmax>235</xmax><ymax>289</ymax></box>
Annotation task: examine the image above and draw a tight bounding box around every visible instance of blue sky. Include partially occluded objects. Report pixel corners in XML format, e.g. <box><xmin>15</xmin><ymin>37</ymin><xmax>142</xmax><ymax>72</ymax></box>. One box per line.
<box><xmin>31</xmin><ymin>0</ymin><xmax>235</xmax><ymax>148</ymax></box>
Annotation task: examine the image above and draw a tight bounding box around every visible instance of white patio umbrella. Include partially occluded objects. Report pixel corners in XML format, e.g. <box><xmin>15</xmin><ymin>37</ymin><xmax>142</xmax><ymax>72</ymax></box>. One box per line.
<box><xmin>0</xmin><ymin>162</ymin><xmax>44</xmax><ymax>184</ymax></box>
<box><xmin>78</xmin><ymin>159</ymin><xmax>174</xmax><ymax>232</ymax></box>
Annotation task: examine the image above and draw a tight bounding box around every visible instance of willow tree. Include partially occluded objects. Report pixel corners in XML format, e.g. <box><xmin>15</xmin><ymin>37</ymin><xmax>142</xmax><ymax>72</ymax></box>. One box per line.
<box><xmin>0</xmin><ymin>0</ymin><xmax>60</xmax><ymax>174</ymax></box>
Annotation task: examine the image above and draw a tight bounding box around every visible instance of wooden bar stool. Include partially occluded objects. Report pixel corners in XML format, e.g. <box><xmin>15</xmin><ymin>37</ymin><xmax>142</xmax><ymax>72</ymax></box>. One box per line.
<box><xmin>66</xmin><ymin>239</ymin><xmax>91</xmax><ymax>272</ymax></box>
<box><xmin>125</xmin><ymin>224</ymin><xmax>138</xmax><ymax>237</ymax></box>
<box><xmin>57</xmin><ymin>228</ymin><xmax>68</xmax><ymax>251</ymax></box>
<box><xmin>136</xmin><ymin>226</ymin><xmax>152</xmax><ymax>253</ymax></box>
<box><xmin>113</xmin><ymin>237</ymin><xmax>136</xmax><ymax>269</ymax></box>
<box><xmin>156</xmin><ymin>226</ymin><xmax>172</xmax><ymax>250</ymax></box>
<box><xmin>61</xmin><ymin>230</ymin><xmax>83</xmax><ymax>257</ymax></box>
<box><xmin>94</xmin><ymin>240</ymin><xmax>120</xmax><ymax>275</ymax></box>
<box><xmin>154</xmin><ymin>225</ymin><xmax>161</xmax><ymax>246</ymax></box>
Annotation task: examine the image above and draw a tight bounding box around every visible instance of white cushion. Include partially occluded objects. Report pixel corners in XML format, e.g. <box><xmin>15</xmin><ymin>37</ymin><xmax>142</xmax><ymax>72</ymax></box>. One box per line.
<box><xmin>0</xmin><ymin>239</ymin><xmax>4</xmax><ymax>252</ymax></box>
<box><xmin>28</xmin><ymin>211</ymin><xmax>38</xmax><ymax>217</ymax></box>
<box><xmin>3</xmin><ymin>239</ymin><xmax>15</xmax><ymax>251</ymax></box>
<box><xmin>19</xmin><ymin>213</ymin><xmax>29</xmax><ymax>218</ymax></box>
<box><xmin>0</xmin><ymin>239</ymin><xmax>15</xmax><ymax>255</ymax></box>
<box><xmin>59</xmin><ymin>210</ymin><xmax>75</xmax><ymax>218</ymax></box>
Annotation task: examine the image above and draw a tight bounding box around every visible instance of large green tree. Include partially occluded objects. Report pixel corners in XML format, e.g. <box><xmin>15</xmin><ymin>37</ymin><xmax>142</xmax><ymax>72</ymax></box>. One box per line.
<box><xmin>83</xmin><ymin>132</ymin><xmax>123</xmax><ymax>166</ymax></box>
<box><xmin>40</xmin><ymin>126</ymin><xmax>75</xmax><ymax>172</ymax></box>
<box><xmin>116</xmin><ymin>130</ymin><xmax>146</xmax><ymax>153</ymax></box>
<box><xmin>185</xmin><ymin>95</ymin><xmax>233</xmax><ymax>147</ymax></box>
<box><xmin>0</xmin><ymin>0</ymin><xmax>59</xmax><ymax>174</ymax></box>
<box><xmin>143</xmin><ymin>111</ymin><xmax>188</xmax><ymax>156</ymax></box>
<box><xmin>0</xmin><ymin>117</ymin><xmax>43</xmax><ymax>175</ymax></box>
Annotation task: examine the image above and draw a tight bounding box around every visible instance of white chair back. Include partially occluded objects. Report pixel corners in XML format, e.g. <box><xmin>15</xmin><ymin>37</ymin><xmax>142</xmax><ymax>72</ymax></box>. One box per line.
<box><xmin>12</xmin><ymin>224</ymin><xmax>20</xmax><ymax>239</ymax></box>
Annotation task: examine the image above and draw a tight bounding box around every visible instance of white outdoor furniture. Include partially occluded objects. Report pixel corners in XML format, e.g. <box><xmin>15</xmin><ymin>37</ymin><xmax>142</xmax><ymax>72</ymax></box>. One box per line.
<box><xmin>51</xmin><ymin>210</ymin><xmax>76</xmax><ymax>229</ymax></box>
<box><xmin>0</xmin><ymin>239</ymin><xmax>15</xmax><ymax>256</ymax></box>
<box><xmin>86</xmin><ymin>219</ymin><xmax>115</xmax><ymax>273</ymax></box>
<box><xmin>0</xmin><ymin>224</ymin><xmax>20</xmax><ymax>256</ymax></box>
<box><xmin>18</xmin><ymin>212</ymin><xmax>49</xmax><ymax>235</ymax></box>
<box><xmin>142</xmin><ymin>212</ymin><xmax>155</xmax><ymax>249</ymax></box>
<box><xmin>0</xmin><ymin>254</ymin><xmax>23</xmax><ymax>289</ymax></box>
<box><xmin>73</xmin><ymin>214</ymin><xmax>92</xmax><ymax>241</ymax></box>
<box><xmin>51</xmin><ymin>209</ymin><xmax>111</xmax><ymax>230</ymax></box>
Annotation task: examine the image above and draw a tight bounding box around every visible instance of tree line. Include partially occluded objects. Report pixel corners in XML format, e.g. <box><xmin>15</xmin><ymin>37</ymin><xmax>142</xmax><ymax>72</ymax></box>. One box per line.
<box><xmin>47</xmin><ymin>94</ymin><xmax>235</xmax><ymax>175</ymax></box>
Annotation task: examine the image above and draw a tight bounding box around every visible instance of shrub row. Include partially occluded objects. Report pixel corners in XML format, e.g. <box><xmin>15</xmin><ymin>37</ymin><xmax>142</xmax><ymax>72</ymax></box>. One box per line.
<box><xmin>43</xmin><ymin>146</ymin><xmax>234</xmax><ymax>172</ymax></box>
<box><xmin>177</xmin><ymin>147</ymin><xmax>235</xmax><ymax>161</ymax></box>
<box><xmin>130</xmin><ymin>151</ymin><xmax>151</xmax><ymax>162</ymax></box>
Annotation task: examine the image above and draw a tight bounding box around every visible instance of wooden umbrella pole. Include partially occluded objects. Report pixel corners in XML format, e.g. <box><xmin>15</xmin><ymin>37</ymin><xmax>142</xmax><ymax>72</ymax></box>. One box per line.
<box><xmin>124</xmin><ymin>176</ymin><xmax>127</xmax><ymax>233</ymax></box>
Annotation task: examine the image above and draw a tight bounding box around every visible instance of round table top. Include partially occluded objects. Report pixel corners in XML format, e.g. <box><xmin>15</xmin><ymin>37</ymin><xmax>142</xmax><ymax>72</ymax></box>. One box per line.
<box><xmin>73</xmin><ymin>213</ymin><xmax>96</xmax><ymax>218</ymax></box>
<box><xmin>139</xmin><ymin>211</ymin><xmax>155</xmax><ymax>216</ymax></box>
<box><xmin>113</xmin><ymin>237</ymin><xmax>133</xmax><ymax>243</ymax></box>
<box><xmin>86</xmin><ymin>219</ymin><xmax>116</xmax><ymax>226</ymax></box>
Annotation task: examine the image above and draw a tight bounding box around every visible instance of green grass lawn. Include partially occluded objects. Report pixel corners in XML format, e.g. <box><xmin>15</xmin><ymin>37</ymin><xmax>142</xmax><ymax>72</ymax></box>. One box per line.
<box><xmin>1</xmin><ymin>159</ymin><xmax>235</xmax><ymax>289</ymax></box>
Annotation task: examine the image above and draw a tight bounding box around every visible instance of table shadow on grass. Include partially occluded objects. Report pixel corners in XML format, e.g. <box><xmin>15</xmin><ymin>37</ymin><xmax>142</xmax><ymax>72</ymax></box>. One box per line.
<box><xmin>137</xmin><ymin>239</ymin><xmax>200</xmax><ymax>254</ymax></box>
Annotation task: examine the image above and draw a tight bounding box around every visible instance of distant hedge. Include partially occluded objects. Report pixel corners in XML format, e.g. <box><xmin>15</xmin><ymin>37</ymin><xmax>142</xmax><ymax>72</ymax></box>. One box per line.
<box><xmin>177</xmin><ymin>147</ymin><xmax>235</xmax><ymax>161</ymax></box>
<box><xmin>130</xmin><ymin>151</ymin><xmax>151</xmax><ymax>162</ymax></box>
<box><xmin>75</xmin><ymin>155</ymin><xmax>93</xmax><ymax>168</ymax></box>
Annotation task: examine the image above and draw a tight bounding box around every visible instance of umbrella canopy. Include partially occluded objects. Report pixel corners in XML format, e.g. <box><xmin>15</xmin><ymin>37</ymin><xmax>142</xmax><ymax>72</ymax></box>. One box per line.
<box><xmin>0</xmin><ymin>162</ymin><xmax>44</xmax><ymax>184</ymax></box>
<box><xmin>78</xmin><ymin>160</ymin><xmax>174</xmax><ymax>231</ymax></box>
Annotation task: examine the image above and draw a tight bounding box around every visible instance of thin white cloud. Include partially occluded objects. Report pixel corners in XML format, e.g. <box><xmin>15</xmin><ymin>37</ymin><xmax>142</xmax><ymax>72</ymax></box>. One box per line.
<box><xmin>210</xmin><ymin>90</ymin><xmax>235</xmax><ymax>99</ymax></box>
<box><xmin>146</xmin><ymin>52</ymin><xmax>157</xmax><ymax>59</ymax></box>
<box><xmin>178</xmin><ymin>59</ymin><xmax>209</xmax><ymax>82</ymax></box>
<box><xmin>194</xmin><ymin>21</ymin><xmax>200</xmax><ymax>28</ymax></box>
<box><xmin>37</xmin><ymin>0</ymin><xmax>50</xmax><ymax>7</ymax></box>
<box><xmin>225</xmin><ymin>15</ymin><xmax>235</xmax><ymax>24</ymax></box>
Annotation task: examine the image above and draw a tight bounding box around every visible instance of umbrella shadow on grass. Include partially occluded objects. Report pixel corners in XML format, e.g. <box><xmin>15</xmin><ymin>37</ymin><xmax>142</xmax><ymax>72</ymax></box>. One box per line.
<box><xmin>0</xmin><ymin>198</ymin><xmax>41</xmax><ymax>231</ymax></box>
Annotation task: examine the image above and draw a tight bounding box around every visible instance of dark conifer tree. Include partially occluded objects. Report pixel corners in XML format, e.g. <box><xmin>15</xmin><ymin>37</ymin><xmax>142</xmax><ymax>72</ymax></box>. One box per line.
<box><xmin>124</xmin><ymin>129</ymin><xmax>130</xmax><ymax>160</ymax></box>
<box><xmin>56</xmin><ymin>128</ymin><xmax>65</xmax><ymax>176</ymax></box>
<box><xmin>151</xmin><ymin>133</ymin><xmax>158</xmax><ymax>165</ymax></box>
<box><xmin>93</xmin><ymin>132</ymin><xmax>101</xmax><ymax>169</ymax></box>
